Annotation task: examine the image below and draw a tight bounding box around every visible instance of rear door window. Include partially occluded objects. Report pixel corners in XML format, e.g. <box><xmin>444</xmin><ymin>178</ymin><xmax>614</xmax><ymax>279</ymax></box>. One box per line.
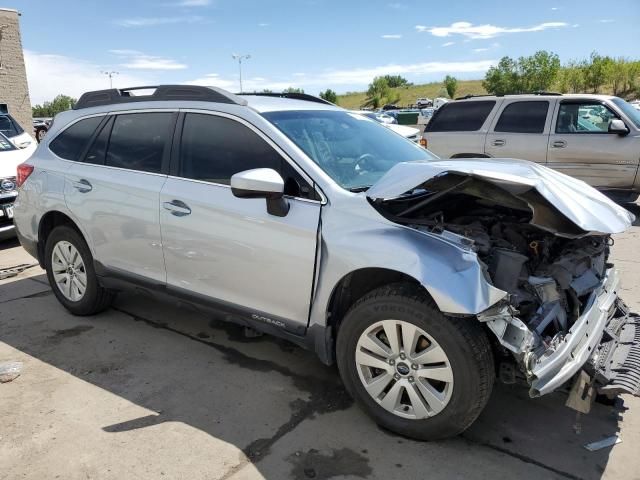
<box><xmin>105</xmin><ymin>113</ymin><xmax>174</xmax><ymax>173</ymax></box>
<box><xmin>49</xmin><ymin>116</ymin><xmax>103</xmax><ymax>161</ymax></box>
<box><xmin>0</xmin><ymin>114</ymin><xmax>24</xmax><ymax>137</ymax></box>
<box><xmin>426</xmin><ymin>101</ymin><xmax>496</xmax><ymax>132</ymax></box>
<box><xmin>494</xmin><ymin>101</ymin><xmax>549</xmax><ymax>134</ymax></box>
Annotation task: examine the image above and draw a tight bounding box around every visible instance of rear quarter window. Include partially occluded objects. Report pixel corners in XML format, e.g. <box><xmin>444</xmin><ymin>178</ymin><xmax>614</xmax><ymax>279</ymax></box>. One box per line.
<box><xmin>426</xmin><ymin>101</ymin><xmax>496</xmax><ymax>132</ymax></box>
<box><xmin>49</xmin><ymin>116</ymin><xmax>103</xmax><ymax>161</ymax></box>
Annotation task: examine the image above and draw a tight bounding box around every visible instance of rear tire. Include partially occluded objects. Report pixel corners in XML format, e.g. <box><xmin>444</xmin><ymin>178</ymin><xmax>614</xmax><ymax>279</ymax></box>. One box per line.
<box><xmin>44</xmin><ymin>226</ymin><xmax>114</xmax><ymax>315</ymax></box>
<box><xmin>336</xmin><ymin>283</ymin><xmax>494</xmax><ymax>440</ymax></box>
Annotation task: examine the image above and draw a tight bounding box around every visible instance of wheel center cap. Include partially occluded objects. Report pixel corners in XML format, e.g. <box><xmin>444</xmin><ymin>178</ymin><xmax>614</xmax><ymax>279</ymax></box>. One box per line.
<box><xmin>396</xmin><ymin>362</ymin><xmax>410</xmax><ymax>376</ymax></box>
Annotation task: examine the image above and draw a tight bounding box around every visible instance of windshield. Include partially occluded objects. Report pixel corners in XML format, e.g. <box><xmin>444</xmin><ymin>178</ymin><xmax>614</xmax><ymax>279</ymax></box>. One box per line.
<box><xmin>263</xmin><ymin>110</ymin><xmax>436</xmax><ymax>190</ymax></box>
<box><xmin>612</xmin><ymin>98</ymin><xmax>640</xmax><ymax>128</ymax></box>
<box><xmin>0</xmin><ymin>132</ymin><xmax>17</xmax><ymax>152</ymax></box>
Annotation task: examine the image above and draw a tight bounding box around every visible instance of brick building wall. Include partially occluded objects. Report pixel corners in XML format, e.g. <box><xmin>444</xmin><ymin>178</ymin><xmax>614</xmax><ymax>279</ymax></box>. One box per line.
<box><xmin>0</xmin><ymin>8</ymin><xmax>32</xmax><ymax>132</ymax></box>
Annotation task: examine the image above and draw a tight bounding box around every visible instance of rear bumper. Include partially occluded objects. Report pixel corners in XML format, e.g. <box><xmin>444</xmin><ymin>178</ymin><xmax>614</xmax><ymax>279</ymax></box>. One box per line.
<box><xmin>528</xmin><ymin>268</ymin><xmax>622</xmax><ymax>397</ymax></box>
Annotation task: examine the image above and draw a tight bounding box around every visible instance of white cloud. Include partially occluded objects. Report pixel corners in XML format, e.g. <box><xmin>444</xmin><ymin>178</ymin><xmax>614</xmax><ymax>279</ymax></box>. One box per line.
<box><xmin>599</xmin><ymin>19</ymin><xmax>614</xmax><ymax>23</ymax></box>
<box><xmin>387</xmin><ymin>2</ymin><xmax>406</xmax><ymax>8</ymax></box>
<box><xmin>184</xmin><ymin>60</ymin><xmax>497</xmax><ymax>92</ymax></box>
<box><xmin>473</xmin><ymin>48</ymin><xmax>489</xmax><ymax>52</ymax></box>
<box><xmin>24</xmin><ymin>50</ymin><xmax>152</xmax><ymax>104</ymax></box>
<box><xmin>114</xmin><ymin>16</ymin><xmax>204</xmax><ymax>27</ymax></box>
<box><xmin>551</xmin><ymin>6</ymin><xmax>559</xmax><ymax>10</ymax></box>
<box><xmin>109</xmin><ymin>50</ymin><xmax>187</xmax><ymax>70</ymax></box>
<box><xmin>258</xmin><ymin>22</ymin><xmax>270</xmax><ymax>27</ymax></box>
<box><xmin>415</xmin><ymin>21</ymin><xmax>568</xmax><ymax>39</ymax></box>
<box><xmin>442</xmin><ymin>41</ymin><xmax>455</xmax><ymax>47</ymax></box>
<box><xmin>381</xmin><ymin>34</ymin><xmax>402</xmax><ymax>39</ymax></box>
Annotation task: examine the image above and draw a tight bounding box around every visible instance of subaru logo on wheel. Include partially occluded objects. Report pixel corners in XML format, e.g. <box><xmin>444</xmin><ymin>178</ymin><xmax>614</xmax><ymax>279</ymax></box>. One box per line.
<box><xmin>1</xmin><ymin>179</ymin><xmax>15</xmax><ymax>191</ymax></box>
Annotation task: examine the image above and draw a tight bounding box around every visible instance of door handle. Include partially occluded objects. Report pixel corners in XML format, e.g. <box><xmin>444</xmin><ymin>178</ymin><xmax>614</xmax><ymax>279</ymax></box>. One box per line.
<box><xmin>163</xmin><ymin>200</ymin><xmax>191</xmax><ymax>217</ymax></box>
<box><xmin>491</xmin><ymin>139</ymin><xmax>506</xmax><ymax>147</ymax></box>
<box><xmin>552</xmin><ymin>140</ymin><xmax>567</xmax><ymax>148</ymax></box>
<box><xmin>72</xmin><ymin>179</ymin><xmax>92</xmax><ymax>193</ymax></box>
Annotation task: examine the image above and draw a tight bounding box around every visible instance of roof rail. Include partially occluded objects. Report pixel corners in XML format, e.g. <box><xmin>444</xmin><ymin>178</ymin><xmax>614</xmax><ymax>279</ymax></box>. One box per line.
<box><xmin>455</xmin><ymin>92</ymin><xmax>563</xmax><ymax>100</ymax></box>
<box><xmin>74</xmin><ymin>85</ymin><xmax>248</xmax><ymax>110</ymax></box>
<box><xmin>237</xmin><ymin>92</ymin><xmax>333</xmax><ymax>105</ymax></box>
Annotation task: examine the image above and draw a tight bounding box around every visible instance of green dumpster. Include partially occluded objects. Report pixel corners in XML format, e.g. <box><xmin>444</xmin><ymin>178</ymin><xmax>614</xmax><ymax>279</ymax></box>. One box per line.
<box><xmin>396</xmin><ymin>111</ymin><xmax>418</xmax><ymax>125</ymax></box>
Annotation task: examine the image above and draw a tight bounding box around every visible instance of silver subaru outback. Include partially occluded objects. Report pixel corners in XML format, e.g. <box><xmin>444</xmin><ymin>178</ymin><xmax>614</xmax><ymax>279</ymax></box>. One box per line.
<box><xmin>13</xmin><ymin>86</ymin><xmax>640</xmax><ymax>440</ymax></box>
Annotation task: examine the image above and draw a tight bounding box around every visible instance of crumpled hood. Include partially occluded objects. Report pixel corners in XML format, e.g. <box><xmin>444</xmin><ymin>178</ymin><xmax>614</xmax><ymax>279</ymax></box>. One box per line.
<box><xmin>367</xmin><ymin>158</ymin><xmax>635</xmax><ymax>235</ymax></box>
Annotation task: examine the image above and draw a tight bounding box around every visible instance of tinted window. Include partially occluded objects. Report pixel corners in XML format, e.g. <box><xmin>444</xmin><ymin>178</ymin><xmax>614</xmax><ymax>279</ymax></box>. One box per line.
<box><xmin>84</xmin><ymin>117</ymin><xmax>113</xmax><ymax>165</ymax></box>
<box><xmin>426</xmin><ymin>101</ymin><xmax>495</xmax><ymax>132</ymax></box>
<box><xmin>49</xmin><ymin>116</ymin><xmax>103</xmax><ymax>161</ymax></box>
<box><xmin>494</xmin><ymin>101</ymin><xmax>548</xmax><ymax>134</ymax></box>
<box><xmin>0</xmin><ymin>114</ymin><xmax>24</xmax><ymax>137</ymax></box>
<box><xmin>556</xmin><ymin>103</ymin><xmax>620</xmax><ymax>134</ymax></box>
<box><xmin>105</xmin><ymin>113</ymin><xmax>173</xmax><ymax>173</ymax></box>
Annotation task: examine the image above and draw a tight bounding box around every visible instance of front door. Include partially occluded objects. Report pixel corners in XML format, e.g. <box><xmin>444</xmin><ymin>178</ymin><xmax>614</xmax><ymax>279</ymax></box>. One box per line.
<box><xmin>484</xmin><ymin>100</ymin><xmax>551</xmax><ymax>163</ymax></box>
<box><xmin>159</xmin><ymin>112</ymin><xmax>321</xmax><ymax>332</ymax></box>
<box><xmin>547</xmin><ymin>100</ymin><xmax>638</xmax><ymax>190</ymax></box>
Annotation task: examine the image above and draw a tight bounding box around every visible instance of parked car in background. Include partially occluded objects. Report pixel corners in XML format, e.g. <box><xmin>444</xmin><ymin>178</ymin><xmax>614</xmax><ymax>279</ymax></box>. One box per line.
<box><xmin>423</xmin><ymin>94</ymin><xmax>640</xmax><ymax>203</ymax></box>
<box><xmin>416</xmin><ymin>97</ymin><xmax>432</xmax><ymax>108</ymax></box>
<box><xmin>0</xmin><ymin>131</ymin><xmax>35</xmax><ymax>240</ymax></box>
<box><xmin>433</xmin><ymin>97</ymin><xmax>450</xmax><ymax>109</ymax></box>
<box><xmin>0</xmin><ymin>113</ymin><xmax>37</xmax><ymax>151</ymax></box>
<box><xmin>33</xmin><ymin>117</ymin><xmax>52</xmax><ymax>143</ymax></box>
<box><xmin>13</xmin><ymin>85</ymin><xmax>640</xmax><ymax>440</ymax></box>
<box><xmin>351</xmin><ymin>111</ymin><xmax>421</xmax><ymax>143</ymax></box>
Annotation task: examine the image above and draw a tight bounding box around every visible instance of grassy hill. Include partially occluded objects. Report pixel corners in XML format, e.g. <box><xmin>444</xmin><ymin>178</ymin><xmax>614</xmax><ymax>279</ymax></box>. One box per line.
<box><xmin>336</xmin><ymin>79</ymin><xmax>487</xmax><ymax>109</ymax></box>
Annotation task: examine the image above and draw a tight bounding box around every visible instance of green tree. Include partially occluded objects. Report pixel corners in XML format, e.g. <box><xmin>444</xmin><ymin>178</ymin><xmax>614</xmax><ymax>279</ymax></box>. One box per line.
<box><xmin>381</xmin><ymin>75</ymin><xmax>411</xmax><ymax>88</ymax></box>
<box><xmin>518</xmin><ymin>50</ymin><xmax>560</xmax><ymax>92</ymax></box>
<box><xmin>584</xmin><ymin>52</ymin><xmax>609</xmax><ymax>93</ymax></box>
<box><xmin>283</xmin><ymin>87</ymin><xmax>305</xmax><ymax>94</ymax></box>
<box><xmin>443</xmin><ymin>75</ymin><xmax>458</xmax><ymax>99</ymax></box>
<box><xmin>32</xmin><ymin>94</ymin><xmax>77</xmax><ymax>117</ymax></box>
<box><xmin>483</xmin><ymin>56</ymin><xmax>521</xmax><ymax>95</ymax></box>
<box><xmin>362</xmin><ymin>76</ymin><xmax>400</xmax><ymax>109</ymax></box>
<box><xmin>319</xmin><ymin>88</ymin><xmax>338</xmax><ymax>103</ymax></box>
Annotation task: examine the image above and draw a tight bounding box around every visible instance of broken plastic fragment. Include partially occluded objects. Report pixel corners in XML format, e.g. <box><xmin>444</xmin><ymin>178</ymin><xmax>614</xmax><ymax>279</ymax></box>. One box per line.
<box><xmin>584</xmin><ymin>435</ymin><xmax>621</xmax><ymax>452</ymax></box>
<box><xmin>0</xmin><ymin>361</ymin><xmax>22</xmax><ymax>383</ymax></box>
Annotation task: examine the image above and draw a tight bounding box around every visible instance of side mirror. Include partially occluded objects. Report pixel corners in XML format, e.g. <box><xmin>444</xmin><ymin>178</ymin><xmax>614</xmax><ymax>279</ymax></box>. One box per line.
<box><xmin>231</xmin><ymin>168</ymin><xmax>290</xmax><ymax>217</ymax></box>
<box><xmin>609</xmin><ymin>119</ymin><xmax>629</xmax><ymax>135</ymax></box>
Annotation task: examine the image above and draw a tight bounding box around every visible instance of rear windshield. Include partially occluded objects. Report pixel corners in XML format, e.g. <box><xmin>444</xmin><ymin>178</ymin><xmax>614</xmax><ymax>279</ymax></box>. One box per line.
<box><xmin>426</xmin><ymin>101</ymin><xmax>496</xmax><ymax>132</ymax></box>
<box><xmin>0</xmin><ymin>114</ymin><xmax>24</xmax><ymax>138</ymax></box>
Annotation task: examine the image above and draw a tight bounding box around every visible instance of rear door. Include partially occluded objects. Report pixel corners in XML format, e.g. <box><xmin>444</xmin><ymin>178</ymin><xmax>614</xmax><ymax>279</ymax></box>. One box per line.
<box><xmin>64</xmin><ymin>111</ymin><xmax>176</xmax><ymax>282</ymax></box>
<box><xmin>547</xmin><ymin>100</ymin><xmax>636</xmax><ymax>189</ymax></box>
<box><xmin>484</xmin><ymin>100</ymin><xmax>552</xmax><ymax>163</ymax></box>
<box><xmin>159</xmin><ymin>111</ymin><xmax>322</xmax><ymax>332</ymax></box>
<box><xmin>423</xmin><ymin>100</ymin><xmax>497</xmax><ymax>158</ymax></box>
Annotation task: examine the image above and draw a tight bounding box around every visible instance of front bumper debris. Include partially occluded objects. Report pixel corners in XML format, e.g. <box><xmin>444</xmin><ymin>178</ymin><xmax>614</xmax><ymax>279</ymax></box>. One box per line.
<box><xmin>590</xmin><ymin>303</ymin><xmax>640</xmax><ymax>397</ymax></box>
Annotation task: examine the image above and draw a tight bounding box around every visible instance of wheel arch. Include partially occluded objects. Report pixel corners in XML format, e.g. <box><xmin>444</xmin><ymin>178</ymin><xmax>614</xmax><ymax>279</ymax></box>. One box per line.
<box><xmin>37</xmin><ymin>211</ymin><xmax>85</xmax><ymax>267</ymax></box>
<box><xmin>326</xmin><ymin>267</ymin><xmax>429</xmax><ymax>337</ymax></box>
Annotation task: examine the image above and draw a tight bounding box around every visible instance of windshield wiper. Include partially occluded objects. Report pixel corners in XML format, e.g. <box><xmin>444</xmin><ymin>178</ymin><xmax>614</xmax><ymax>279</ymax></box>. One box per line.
<box><xmin>348</xmin><ymin>186</ymin><xmax>370</xmax><ymax>193</ymax></box>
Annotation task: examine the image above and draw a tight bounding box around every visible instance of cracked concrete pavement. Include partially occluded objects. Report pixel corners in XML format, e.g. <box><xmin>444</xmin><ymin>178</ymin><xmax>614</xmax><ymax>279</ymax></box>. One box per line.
<box><xmin>1</xmin><ymin>208</ymin><xmax>640</xmax><ymax>480</ymax></box>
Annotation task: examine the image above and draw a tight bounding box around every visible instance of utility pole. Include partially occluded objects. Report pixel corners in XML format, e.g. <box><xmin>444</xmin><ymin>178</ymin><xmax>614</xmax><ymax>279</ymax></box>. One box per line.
<box><xmin>101</xmin><ymin>71</ymin><xmax>119</xmax><ymax>89</ymax></box>
<box><xmin>231</xmin><ymin>54</ymin><xmax>251</xmax><ymax>93</ymax></box>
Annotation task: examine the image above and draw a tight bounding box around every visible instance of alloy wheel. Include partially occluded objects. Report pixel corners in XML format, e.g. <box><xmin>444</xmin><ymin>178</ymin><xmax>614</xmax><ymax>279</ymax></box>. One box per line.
<box><xmin>51</xmin><ymin>240</ymin><xmax>87</xmax><ymax>302</ymax></box>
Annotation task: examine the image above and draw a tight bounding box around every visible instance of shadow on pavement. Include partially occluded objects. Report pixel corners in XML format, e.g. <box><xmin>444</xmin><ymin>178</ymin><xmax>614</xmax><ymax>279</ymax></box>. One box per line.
<box><xmin>0</xmin><ymin>274</ymin><xmax>626</xmax><ymax>479</ymax></box>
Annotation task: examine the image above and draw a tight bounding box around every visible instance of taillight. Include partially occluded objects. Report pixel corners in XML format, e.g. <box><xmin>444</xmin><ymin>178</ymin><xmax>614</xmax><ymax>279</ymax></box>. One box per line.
<box><xmin>16</xmin><ymin>163</ymin><xmax>34</xmax><ymax>187</ymax></box>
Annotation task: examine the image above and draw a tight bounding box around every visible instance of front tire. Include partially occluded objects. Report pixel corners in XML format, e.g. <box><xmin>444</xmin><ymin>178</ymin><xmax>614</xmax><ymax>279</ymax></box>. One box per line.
<box><xmin>44</xmin><ymin>226</ymin><xmax>114</xmax><ymax>315</ymax></box>
<box><xmin>336</xmin><ymin>283</ymin><xmax>495</xmax><ymax>440</ymax></box>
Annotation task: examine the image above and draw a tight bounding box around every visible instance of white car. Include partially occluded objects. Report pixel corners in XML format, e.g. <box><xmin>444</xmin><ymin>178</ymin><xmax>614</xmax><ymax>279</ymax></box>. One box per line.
<box><xmin>0</xmin><ymin>113</ymin><xmax>37</xmax><ymax>150</ymax></box>
<box><xmin>351</xmin><ymin>111</ymin><xmax>421</xmax><ymax>143</ymax></box>
<box><xmin>0</xmin><ymin>131</ymin><xmax>36</xmax><ymax>240</ymax></box>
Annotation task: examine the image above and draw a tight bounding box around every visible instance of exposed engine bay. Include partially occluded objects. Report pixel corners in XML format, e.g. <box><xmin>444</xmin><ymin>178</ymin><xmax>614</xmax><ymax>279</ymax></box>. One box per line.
<box><xmin>373</xmin><ymin>173</ymin><xmax>613</xmax><ymax>371</ymax></box>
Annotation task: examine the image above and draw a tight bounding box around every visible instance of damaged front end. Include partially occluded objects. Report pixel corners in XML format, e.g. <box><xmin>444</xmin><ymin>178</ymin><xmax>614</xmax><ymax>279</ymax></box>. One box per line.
<box><xmin>368</xmin><ymin>159</ymin><xmax>639</xmax><ymax>400</ymax></box>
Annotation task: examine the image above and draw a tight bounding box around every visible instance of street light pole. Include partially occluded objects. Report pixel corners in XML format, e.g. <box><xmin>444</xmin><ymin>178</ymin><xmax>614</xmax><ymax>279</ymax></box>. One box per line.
<box><xmin>101</xmin><ymin>71</ymin><xmax>119</xmax><ymax>89</ymax></box>
<box><xmin>231</xmin><ymin>54</ymin><xmax>251</xmax><ymax>93</ymax></box>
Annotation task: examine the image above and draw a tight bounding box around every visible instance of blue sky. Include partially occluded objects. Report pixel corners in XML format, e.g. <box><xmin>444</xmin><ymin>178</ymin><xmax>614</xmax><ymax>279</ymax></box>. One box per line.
<box><xmin>7</xmin><ymin>0</ymin><xmax>638</xmax><ymax>103</ymax></box>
